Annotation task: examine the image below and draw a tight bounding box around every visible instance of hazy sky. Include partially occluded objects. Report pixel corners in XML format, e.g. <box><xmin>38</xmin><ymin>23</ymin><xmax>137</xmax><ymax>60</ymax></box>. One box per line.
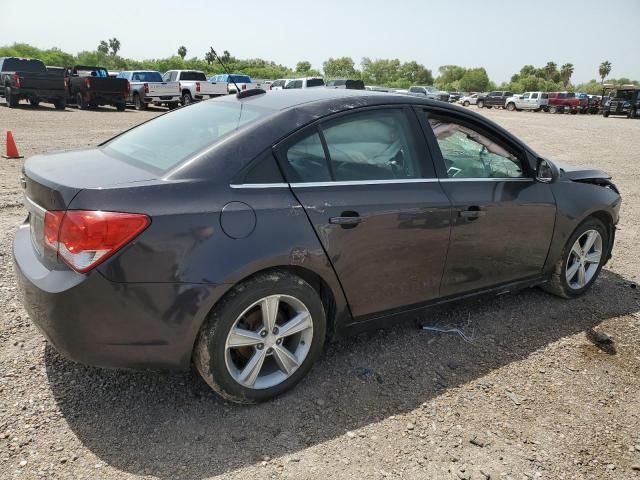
<box><xmin>1</xmin><ymin>0</ymin><xmax>638</xmax><ymax>83</ymax></box>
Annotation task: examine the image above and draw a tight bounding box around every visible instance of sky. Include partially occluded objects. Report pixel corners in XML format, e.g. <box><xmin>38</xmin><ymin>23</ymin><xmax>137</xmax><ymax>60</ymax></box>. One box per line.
<box><xmin>1</xmin><ymin>0</ymin><xmax>639</xmax><ymax>84</ymax></box>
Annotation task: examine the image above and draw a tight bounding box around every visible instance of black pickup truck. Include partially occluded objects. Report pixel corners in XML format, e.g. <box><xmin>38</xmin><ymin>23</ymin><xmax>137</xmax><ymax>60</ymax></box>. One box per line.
<box><xmin>65</xmin><ymin>65</ymin><xmax>129</xmax><ymax>111</ymax></box>
<box><xmin>0</xmin><ymin>57</ymin><xmax>66</xmax><ymax>109</ymax></box>
<box><xmin>476</xmin><ymin>91</ymin><xmax>513</xmax><ymax>109</ymax></box>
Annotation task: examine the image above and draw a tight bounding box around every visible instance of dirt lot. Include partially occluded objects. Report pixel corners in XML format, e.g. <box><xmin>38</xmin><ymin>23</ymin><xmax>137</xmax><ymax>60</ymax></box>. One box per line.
<box><xmin>0</xmin><ymin>101</ymin><xmax>639</xmax><ymax>480</ymax></box>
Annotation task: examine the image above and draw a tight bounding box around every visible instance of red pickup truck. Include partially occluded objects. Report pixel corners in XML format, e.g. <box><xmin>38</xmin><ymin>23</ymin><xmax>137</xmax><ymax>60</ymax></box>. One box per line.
<box><xmin>546</xmin><ymin>92</ymin><xmax>588</xmax><ymax>114</ymax></box>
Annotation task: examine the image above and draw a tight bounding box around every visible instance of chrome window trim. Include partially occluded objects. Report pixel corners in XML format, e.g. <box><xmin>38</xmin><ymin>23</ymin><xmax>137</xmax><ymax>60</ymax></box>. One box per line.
<box><xmin>230</xmin><ymin>183</ymin><xmax>289</xmax><ymax>189</ymax></box>
<box><xmin>230</xmin><ymin>177</ymin><xmax>535</xmax><ymax>188</ymax></box>
<box><xmin>439</xmin><ymin>177</ymin><xmax>533</xmax><ymax>182</ymax></box>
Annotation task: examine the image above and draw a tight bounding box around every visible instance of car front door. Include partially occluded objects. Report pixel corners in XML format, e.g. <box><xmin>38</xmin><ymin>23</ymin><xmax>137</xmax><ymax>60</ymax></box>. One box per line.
<box><xmin>418</xmin><ymin>109</ymin><xmax>556</xmax><ymax>296</ymax></box>
<box><xmin>520</xmin><ymin>92</ymin><xmax>531</xmax><ymax>109</ymax></box>
<box><xmin>276</xmin><ymin>107</ymin><xmax>452</xmax><ymax>319</ymax></box>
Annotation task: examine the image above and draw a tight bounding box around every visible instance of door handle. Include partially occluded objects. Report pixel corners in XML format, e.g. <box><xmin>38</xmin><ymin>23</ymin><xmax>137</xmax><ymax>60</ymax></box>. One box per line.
<box><xmin>329</xmin><ymin>211</ymin><xmax>363</xmax><ymax>228</ymax></box>
<box><xmin>459</xmin><ymin>207</ymin><xmax>486</xmax><ymax>219</ymax></box>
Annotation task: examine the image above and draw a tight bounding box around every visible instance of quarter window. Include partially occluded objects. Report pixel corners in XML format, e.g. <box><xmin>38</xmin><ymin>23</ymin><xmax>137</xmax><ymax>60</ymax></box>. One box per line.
<box><xmin>428</xmin><ymin>117</ymin><xmax>524</xmax><ymax>179</ymax></box>
<box><xmin>285</xmin><ymin>132</ymin><xmax>331</xmax><ymax>182</ymax></box>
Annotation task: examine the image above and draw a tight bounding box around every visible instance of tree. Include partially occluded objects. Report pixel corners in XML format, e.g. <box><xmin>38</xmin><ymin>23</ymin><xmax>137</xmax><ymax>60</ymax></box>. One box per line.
<box><xmin>560</xmin><ymin>63</ymin><xmax>574</xmax><ymax>87</ymax></box>
<box><xmin>108</xmin><ymin>38</ymin><xmax>120</xmax><ymax>56</ymax></box>
<box><xmin>458</xmin><ymin>68</ymin><xmax>490</xmax><ymax>92</ymax></box>
<box><xmin>97</xmin><ymin>40</ymin><xmax>109</xmax><ymax>55</ymax></box>
<box><xmin>177</xmin><ymin>46</ymin><xmax>187</xmax><ymax>60</ymax></box>
<box><xmin>204</xmin><ymin>50</ymin><xmax>215</xmax><ymax>65</ymax></box>
<box><xmin>599</xmin><ymin>61</ymin><xmax>612</xmax><ymax>84</ymax></box>
<box><xmin>543</xmin><ymin>62</ymin><xmax>557</xmax><ymax>81</ymax></box>
<box><xmin>296</xmin><ymin>61</ymin><xmax>312</xmax><ymax>73</ymax></box>
<box><xmin>400</xmin><ymin>61</ymin><xmax>433</xmax><ymax>85</ymax></box>
<box><xmin>435</xmin><ymin>65</ymin><xmax>466</xmax><ymax>90</ymax></box>
<box><xmin>323</xmin><ymin>57</ymin><xmax>357</xmax><ymax>78</ymax></box>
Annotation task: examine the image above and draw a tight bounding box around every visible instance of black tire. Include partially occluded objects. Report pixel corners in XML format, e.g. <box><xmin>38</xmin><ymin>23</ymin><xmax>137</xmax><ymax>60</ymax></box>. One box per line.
<box><xmin>194</xmin><ymin>270</ymin><xmax>327</xmax><ymax>404</ymax></box>
<box><xmin>486</xmin><ymin>106</ymin><xmax>493</xmax><ymax>109</ymax></box>
<box><xmin>506</xmin><ymin>102</ymin><xmax>516</xmax><ymax>111</ymax></box>
<box><xmin>541</xmin><ymin>217</ymin><xmax>609</xmax><ymax>299</ymax></box>
<box><xmin>134</xmin><ymin>94</ymin><xmax>146</xmax><ymax>111</ymax></box>
<box><xmin>167</xmin><ymin>102</ymin><xmax>178</xmax><ymax>110</ymax></box>
<box><xmin>29</xmin><ymin>98</ymin><xmax>40</xmax><ymax>107</ymax></box>
<box><xmin>628</xmin><ymin>108</ymin><xmax>636</xmax><ymax>119</ymax></box>
<box><xmin>463</xmin><ymin>101</ymin><xmax>470</xmax><ymax>107</ymax></box>
<box><xmin>5</xmin><ymin>86</ymin><xmax>19</xmax><ymax>108</ymax></box>
<box><xmin>182</xmin><ymin>91</ymin><xmax>193</xmax><ymax>105</ymax></box>
<box><xmin>549</xmin><ymin>106</ymin><xmax>558</xmax><ymax>114</ymax></box>
<box><xmin>53</xmin><ymin>99</ymin><xmax>66</xmax><ymax>110</ymax></box>
<box><xmin>477</xmin><ymin>100</ymin><xmax>484</xmax><ymax>108</ymax></box>
<box><xmin>76</xmin><ymin>92</ymin><xmax>87</xmax><ymax>110</ymax></box>
<box><xmin>603</xmin><ymin>110</ymin><xmax>609</xmax><ymax>118</ymax></box>
<box><xmin>115</xmin><ymin>102</ymin><xmax>126</xmax><ymax>112</ymax></box>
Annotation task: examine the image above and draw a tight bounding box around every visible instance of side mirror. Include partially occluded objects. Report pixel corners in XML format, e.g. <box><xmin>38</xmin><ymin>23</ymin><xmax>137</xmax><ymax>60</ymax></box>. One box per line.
<box><xmin>536</xmin><ymin>158</ymin><xmax>558</xmax><ymax>183</ymax></box>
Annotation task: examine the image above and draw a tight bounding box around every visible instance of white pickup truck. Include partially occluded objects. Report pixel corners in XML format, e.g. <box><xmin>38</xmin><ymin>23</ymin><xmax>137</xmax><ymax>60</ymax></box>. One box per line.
<box><xmin>505</xmin><ymin>91</ymin><xmax>549</xmax><ymax>111</ymax></box>
<box><xmin>208</xmin><ymin>73</ymin><xmax>269</xmax><ymax>94</ymax></box>
<box><xmin>117</xmin><ymin>70</ymin><xmax>181</xmax><ymax>110</ymax></box>
<box><xmin>162</xmin><ymin>70</ymin><xmax>227</xmax><ymax>105</ymax></box>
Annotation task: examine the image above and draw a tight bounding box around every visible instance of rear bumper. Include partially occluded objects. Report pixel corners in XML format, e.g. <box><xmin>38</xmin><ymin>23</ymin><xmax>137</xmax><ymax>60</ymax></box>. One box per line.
<box><xmin>14</xmin><ymin>88</ymin><xmax>65</xmax><ymax>100</ymax></box>
<box><xmin>13</xmin><ymin>224</ymin><xmax>229</xmax><ymax>371</ymax></box>
<box><xmin>85</xmin><ymin>92</ymin><xmax>126</xmax><ymax>105</ymax></box>
<box><xmin>146</xmin><ymin>95</ymin><xmax>181</xmax><ymax>104</ymax></box>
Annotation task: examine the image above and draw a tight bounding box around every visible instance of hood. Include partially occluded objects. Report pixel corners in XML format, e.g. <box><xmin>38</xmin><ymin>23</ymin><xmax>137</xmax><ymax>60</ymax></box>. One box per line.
<box><xmin>553</xmin><ymin>160</ymin><xmax>611</xmax><ymax>182</ymax></box>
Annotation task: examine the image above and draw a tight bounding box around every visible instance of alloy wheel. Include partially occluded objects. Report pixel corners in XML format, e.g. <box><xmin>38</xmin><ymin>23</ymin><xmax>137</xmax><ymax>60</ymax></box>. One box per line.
<box><xmin>565</xmin><ymin>229</ymin><xmax>603</xmax><ymax>290</ymax></box>
<box><xmin>224</xmin><ymin>294</ymin><xmax>313</xmax><ymax>389</ymax></box>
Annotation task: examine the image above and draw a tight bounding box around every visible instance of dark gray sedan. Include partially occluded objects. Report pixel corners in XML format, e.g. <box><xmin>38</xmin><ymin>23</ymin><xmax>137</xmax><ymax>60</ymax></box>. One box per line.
<box><xmin>14</xmin><ymin>89</ymin><xmax>621</xmax><ymax>403</ymax></box>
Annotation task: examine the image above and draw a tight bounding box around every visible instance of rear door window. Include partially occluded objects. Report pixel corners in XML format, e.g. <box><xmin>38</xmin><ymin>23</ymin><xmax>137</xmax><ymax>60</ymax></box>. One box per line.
<box><xmin>306</xmin><ymin>78</ymin><xmax>325</xmax><ymax>87</ymax></box>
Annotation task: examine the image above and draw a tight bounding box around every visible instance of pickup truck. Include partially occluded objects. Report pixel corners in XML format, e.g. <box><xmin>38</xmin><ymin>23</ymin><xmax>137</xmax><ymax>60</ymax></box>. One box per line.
<box><xmin>65</xmin><ymin>65</ymin><xmax>129</xmax><ymax>111</ymax></box>
<box><xmin>545</xmin><ymin>92</ymin><xmax>588</xmax><ymax>114</ymax></box>
<box><xmin>162</xmin><ymin>70</ymin><xmax>226</xmax><ymax>105</ymax></box>
<box><xmin>0</xmin><ymin>57</ymin><xmax>66</xmax><ymax>109</ymax></box>
<box><xmin>407</xmin><ymin>85</ymin><xmax>450</xmax><ymax>101</ymax></box>
<box><xmin>476</xmin><ymin>91</ymin><xmax>513</xmax><ymax>109</ymax></box>
<box><xmin>505</xmin><ymin>91</ymin><xmax>549</xmax><ymax>111</ymax></box>
<box><xmin>602</xmin><ymin>87</ymin><xmax>640</xmax><ymax>118</ymax></box>
<box><xmin>116</xmin><ymin>70</ymin><xmax>181</xmax><ymax>110</ymax></box>
<box><xmin>208</xmin><ymin>73</ymin><xmax>270</xmax><ymax>94</ymax></box>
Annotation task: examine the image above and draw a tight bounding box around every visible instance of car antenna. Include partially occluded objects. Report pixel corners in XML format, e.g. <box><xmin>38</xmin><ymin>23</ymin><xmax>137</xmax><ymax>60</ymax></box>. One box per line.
<box><xmin>209</xmin><ymin>47</ymin><xmax>241</xmax><ymax>95</ymax></box>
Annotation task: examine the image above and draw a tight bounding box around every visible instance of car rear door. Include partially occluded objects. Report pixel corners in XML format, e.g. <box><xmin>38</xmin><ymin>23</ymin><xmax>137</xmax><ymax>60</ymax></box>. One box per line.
<box><xmin>417</xmin><ymin>108</ymin><xmax>556</xmax><ymax>296</ymax></box>
<box><xmin>276</xmin><ymin>106</ymin><xmax>452</xmax><ymax>319</ymax></box>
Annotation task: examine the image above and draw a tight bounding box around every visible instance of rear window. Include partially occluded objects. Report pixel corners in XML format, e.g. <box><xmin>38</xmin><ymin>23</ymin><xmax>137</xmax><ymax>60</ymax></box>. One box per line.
<box><xmin>1</xmin><ymin>58</ymin><xmax>46</xmax><ymax>72</ymax></box>
<box><xmin>230</xmin><ymin>75</ymin><xmax>252</xmax><ymax>83</ymax></box>
<box><xmin>307</xmin><ymin>78</ymin><xmax>325</xmax><ymax>87</ymax></box>
<box><xmin>180</xmin><ymin>71</ymin><xmax>207</xmax><ymax>81</ymax></box>
<box><xmin>103</xmin><ymin>100</ymin><xmax>273</xmax><ymax>172</ymax></box>
<box><xmin>132</xmin><ymin>71</ymin><xmax>163</xmax><ymax>82</ymax></box>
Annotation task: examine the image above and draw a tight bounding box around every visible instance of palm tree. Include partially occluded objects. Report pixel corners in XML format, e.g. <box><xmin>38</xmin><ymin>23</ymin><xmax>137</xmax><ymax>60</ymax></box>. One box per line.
<box><xmin>599</xmin><ymin>61</ymin><xmax>612</xmax><ymax>85</ymax></box>
<box><xmin>108</xmin><ymin>38</ymin><xmax>120</xmax><ymax>56</ymax></box>
<box><xmin>560</xmin><ymin>63</ymin><xmax>574</xmax><ymax>87</ymax></box>
<box><xmin>177</xmin><ymin>46</ymin><xmax>187</xmax><ymax>60</ymax></box>
<box><xmin>543</xmin><ymin>61</ymin><xmax>557</xmax><ymax>81</ymax></box>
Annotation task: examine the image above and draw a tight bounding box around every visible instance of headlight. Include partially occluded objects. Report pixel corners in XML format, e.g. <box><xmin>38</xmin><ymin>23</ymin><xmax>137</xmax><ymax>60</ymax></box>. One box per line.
<box><xmin>623</xmin><ymin>102</ymin><xmax>630</xmax><ymax>107</ymax></box>
<box><xmin>605</xmin><ymin>100</ymin><xmax>611</xmax><ymax>106</ymax></box>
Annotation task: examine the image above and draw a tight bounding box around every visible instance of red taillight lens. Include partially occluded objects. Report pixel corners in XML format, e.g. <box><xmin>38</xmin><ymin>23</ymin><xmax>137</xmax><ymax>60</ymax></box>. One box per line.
<box><xmin>143</xmin><ymin>82</ymin><xmax>149</xmax><ymax>94</ymax></box>
<box><xmin>44</xmin><ymin>210</ymin><xmax>150</xmax><ymax>273</ymax></box>
<box><xmin>85</xmin><ymin>77</ymin><xmax>92</xmax><ymax>89</ymax></box>
<box><xmin>196</xmin><ymin>82</ymin><xmax>200</xmax><ymax>92</ymax></box>
<box><xmin>242</xmin><ymin>84</ymin><xmax>246</xmax><ymax>90</ymax></box>
<box><xmin>12</xmin><ymin>73</ymin><xmax>21</xmax><ymax>88</ymax></box>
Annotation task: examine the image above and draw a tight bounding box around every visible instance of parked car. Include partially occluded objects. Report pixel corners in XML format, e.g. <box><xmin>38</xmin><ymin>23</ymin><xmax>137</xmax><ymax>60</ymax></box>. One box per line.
<box><xmin>270</xmin><ymin>79</ymin><xmax>288</xmax><ymax>90</ymax></box>
<box><xmin>458</xmin><ymin>93</ymin><xmax>481</xmax><ymax>106</ymax></box>
<box><xmin>326</xmin><ymin>79</ymin><xmax>365</xmax><ymax>90</ymax></box>
<box><xmin>116</xmin><ymin>70</ymin><xmax>181</xmax><ymax>110</ymax></box>
<box><xmin>162</xmin><ymin>70</ymin><xmax>227</xmax><ymax>105</ymax></box>
<box><xmin>15</xmin><ymin>89</ymin><xmax>621</xmax><ymax>403</ymax></box>
<box><xmin>602</xmin><ymin>87</ymin><xmax>640</xmax><ymax>118</ymax></box>
<box><xmin>208</xmin><ymin>73</ymin><xmax>270</xmax><ymax>94</ymax></box>
<box><xmin>476</xmin><ymin>91</ymin><xmax>513</xmax><ymax>109</ymax></box>
<box><xmin>407</xmin><ymin>85</ymin><xmax>450</xmax><ymax>101</ymax></box>
<box><xmin>365</xmin><ymin>85</ymin><xmax>395</xmax><ymax>92</ymax></box>
<box><xmin>545</xmin><ymin>92</ymin><xmax>588</xmax><ymax>114</ymax></box>
<box><xmin>0</xmin><ymin>57</ymin><xmax>66</xmax><ymax>109</ymax></box>
<box><xmin>65</xmin><ymin>65</ymin><xmax>129</xmax><ymax>111</ymax></box>
<box><xmin>505</xmin><ymin>91</ymin><xmax>549</xmax><ymax>111</ymax></box>
<box><xmin>587</xmin><ymin>95</ymin><xmax>602</xmax><ymax>114</ymax></box>
<box><xmin>448</xmin><ymin>92</ymin><xmax>464</xmax><ymax>102</ymax></box>
<box><xmin>283</xmin><ymin>77</ymin><xmax>325</xmax><ymax>89</ymax></box>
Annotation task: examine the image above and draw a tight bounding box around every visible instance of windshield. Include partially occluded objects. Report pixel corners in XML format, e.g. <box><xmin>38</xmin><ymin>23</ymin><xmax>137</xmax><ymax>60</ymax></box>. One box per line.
<box><xmin>132</xmin><ymin>71</ymin><xmax>163</xmax><ymax>82</ymax></box>
<box><xmin>103</xmin><ymin>100</ymin><xmax>273</xmax><ymax>172</ymax></box>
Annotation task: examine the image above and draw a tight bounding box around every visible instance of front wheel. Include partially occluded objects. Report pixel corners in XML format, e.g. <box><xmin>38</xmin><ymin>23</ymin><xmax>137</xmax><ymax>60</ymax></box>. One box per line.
<box><xmin>603</xmin><ymin>111</ymin><xmax>609</xmax><ymax>118</ymax></box>
<box><xmin>53</xmin><ymin>99</ymin><xmax>66</xmax><ymax>110</ymax></box>
<box><xmin>542</xmin><ymin>218</ymin><xmax>609</xmax><ymax>298</ymax></box>
<box><xmin>194</xmin><ymin>271</ymin><xmax>326</xmax><ymax>403</ymax></box>
<box><xmin>134</xmin><ymin>94</ymin><xmax>146</xmax><ymax>111</ymax></box>
<box><xmin>29</xmin><ymin>98</ymin><xmax>40</xmax><ymax>107</ymax></box>
<box><xmin>76</xmin><ymin>92</ymin><xmax>87</xmax><ymax>110</ymax></box>
<box><xmin>628</xmin><ymin>108</ymin><xmax>636</xmax><ymax>119</ymax></box>
<box><xmin>115</xmin><ymin>102</ymin><xmax>126</xmax><ymax>112</ymax></box>
<box><xmin>463</xmin><ymin>101</ymin><xmax>470</xmax><ymax>107</ymax></box>
<box><xmin>506</xmin><ymin>102</ymin><xmax>516</xmax><ymax>111</ymax></box>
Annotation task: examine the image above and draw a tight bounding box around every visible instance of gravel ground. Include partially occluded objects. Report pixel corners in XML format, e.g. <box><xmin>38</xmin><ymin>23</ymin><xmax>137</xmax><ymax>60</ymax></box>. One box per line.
<box><xmin>0</xmin><ymin>101</ymin><xmax>639</xmax><ymax>480</ymax></box>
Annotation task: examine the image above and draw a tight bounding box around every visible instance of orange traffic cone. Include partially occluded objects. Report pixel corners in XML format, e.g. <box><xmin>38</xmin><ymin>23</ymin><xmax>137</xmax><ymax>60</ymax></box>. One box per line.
<box><xmin>3</xmin><ymin>131</ymin><xmax>23</xmax><ymax>159</ymax></box>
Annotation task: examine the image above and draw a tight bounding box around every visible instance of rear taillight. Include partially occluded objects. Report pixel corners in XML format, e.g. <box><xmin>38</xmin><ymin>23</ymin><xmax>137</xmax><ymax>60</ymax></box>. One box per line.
<box><xmin>143</xmin><ymin>82</ymin><xmax>149</xmax><ymax>94</ymax></box>
<box><xmin>43</xmin><ymin>210</ymin><xmax>150</xmax><ymax>273</ymax></box>
<box><xmin>12</xmin><ymin>73</ymin><xmax>21</xmax><ymax>88</ymax></box>
<box><xmin>242</xmin><ymin>84</ymin><xmax>246</xmax><ymax>91</ymax></box>
<box><xmin>85</xmin><ymin>77</ymin><xmax>92</xmax><ymax>89</ymax></box>
<box><xmin>196</xmin><ymin>82</ymin><xmax>200</xmax><ymax>92</ymax></box>
<box><xmin>126</xmin><ymin>80</ymin><xmax>131</xmax><ymax>93</ymax></box>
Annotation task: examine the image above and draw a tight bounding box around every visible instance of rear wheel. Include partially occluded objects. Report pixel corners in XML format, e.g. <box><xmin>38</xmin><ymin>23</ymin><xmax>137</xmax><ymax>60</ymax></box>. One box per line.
<box><xmin>115</xmin><ymin>102</ymin><xmax>126</xmax><ymax>112</ymax></box>
<box><xmin>5</xmin><ymin>87</ymin><xmax>19</xmax><ymax>108</ymax></box>
<box><xmin>53</xmin><ymin>99</ymin><xmax>66</xmax><ymax>110</ymax></box>
<box><xmin>134</xmin><ymin>94</ymin><xmax>146</xmax><ymax>111</ymax></box>
<box><xmin>194</xmin><ymin>271</ymin><xmax>326</xmax><ymax>404</ymax></box>
<box><xmin>76</xmin><ymin>92</ymin><xmax>87</xmax><ymax>110</ymax></box>
<box><xmin>628</xmin><ymin>108</ymin><xmax>636</xmax><ymax>119</ymax></box>
<box><xmin>29</xmin><ymin>98</ymin><xmax>40</xmax><ymax>107</ymax></box>
<box><xmin>542</xmin><ymin>218</ymin><xmax>608</xmax><ymax>298</ymax></box>
<box><xmin>549</xmin><ymin>106</ymin><xmax>558</xmax><ymax>114</ymax></box>
<box><xmin>182</xmin><ymin>91</ymin><xmax>193</xmax><ymax>105</ymax></box>
<box><xmin>167</xmin><ymin>102</ymin><xmax>179</xmax><ymax>110</ymax></box>
<box><xmin>477</xmin><ymin>100</ymin><xmax>484</xmax><ymax>108</ymax></box>
<box><xmin>506</xmin><ymin>102</ymin><xmax>516</xmax><ymax>111</ymax></box>
<box><xmin>463</xmin><ymin>101</ymin><xmax>470</xmax><ymax>107</ymax></box>
<box><xmin>603</xmin><ymin>110</ymin><xmax>609</xmax><ymax>118</ymax></box>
